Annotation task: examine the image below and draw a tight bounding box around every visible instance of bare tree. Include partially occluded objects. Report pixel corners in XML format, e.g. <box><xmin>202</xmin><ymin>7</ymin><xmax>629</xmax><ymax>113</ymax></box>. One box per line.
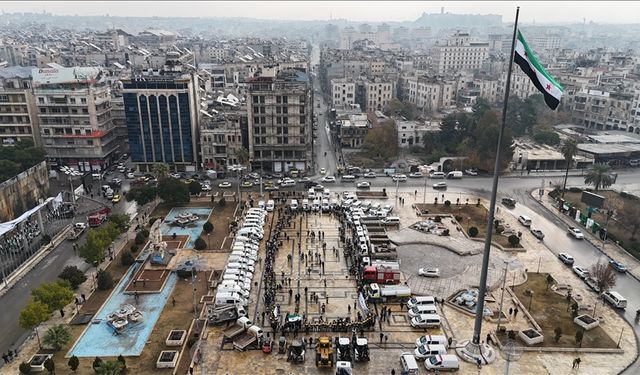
<box><xmin>589</xmin><ymin>262</ymin><xmax>617</xmax><ymax>292</ymax></box>
<box><xmin>618</xmin><ymin>203</ymin><xmax>640</xmax><ymax>241</ymax></box>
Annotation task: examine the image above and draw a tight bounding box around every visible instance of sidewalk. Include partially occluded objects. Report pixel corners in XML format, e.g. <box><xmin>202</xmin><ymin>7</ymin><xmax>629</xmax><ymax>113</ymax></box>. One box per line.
<box><xmin>532</xmin><ymin>188</ymin><xmax>640</xmax><ymax>282</ymax></box>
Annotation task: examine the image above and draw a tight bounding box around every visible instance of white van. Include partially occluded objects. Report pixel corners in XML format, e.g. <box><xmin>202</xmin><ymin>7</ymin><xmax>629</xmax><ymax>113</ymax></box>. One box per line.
<box><xmin>407</xmin><ymin>296</ymin><xmax>436</xmax><ymax>309</ymax></box>
<box><xmin>447</xmin><ymin>170</ymin><xmax>463</xmax><ymax>179</ymax></box>
<box><xmin>214</xmin><ymin>291</ymin><xmax>246</xmax><ymax>306</ymax></box>
<box><xmin>518</xmin><ymin>215</ymin><xmax>532</xmax><ymax>227</ymax></box>
<box><xmin>400</xmin><ymin>353</ymin><xmax>420</xmax><ymax>375</ymax></box>
<box><xmin>232</xmin><ymin>242</ymin><xmax>259</xmax><ymax>252</ymax></box>
<box><xmin>308</xmin><ymin>188</ymin><xmax>316</xmax><ymax>199</ymax></box>
<box><xmin>220</xmin><ymin>280</ymin><xmax>250</xmax><ymax>292</ymax></box>
<box><xmin>322</xmin><ymin>188</ymin><xmax>331</xmax><ymax>199</ymax></box>
<box><xmin>341</xmin><ymin>175</ymin><xmax>356</xmax><ymax>182</ymax></box>
<box><xmin>257</xmin><ymin>200</ymin><xmax>266</xmax><ymax>209</ymax></box>
<box><xmin>312</xmin><ymin>199</ymin><xmax>321</xmax><ymax>211</ymax></box>
<box><xmin>602</xmin><ymin>291</ymin><xmax>627</xmax><ymax>309</ymax></box>
<box><xmin>222</xmin><ymin>274</ymin><xmax>252</xmax><ymax>286</ymax></box>
<box><xmin>430</xmin><ymin>172</ymin><xmax>446</xmax><ymax>179</ymax></box>
<box><xmin>266</xmin><ymin>200</ymin><xmax>275</xmax><ymax>212</ymax></box>
<box><xmin>411</xmin><ymin>314</ymin><xmax>441</xmax><ymax>328</ymax></box>
<box><xmin>414</xmin><ymin>344</ymin><xmax>447</xmax><ymax>359</ymax></box>
<box><xmin>415</xmin><ymin>335</ymin><xmax>449</xmax><ymax>348</ymax></box>
<box><xmin>290</xmin><ymin>199</ymin><xmax>299</xmax><ymax>211</ymax></box>
<box><xmin>302</xmin><ymin>199</ymin><xmax>310</xmax><ymax>211</ymax></box>
<box><xmin>231</xmin><ymin>250</ymin><xmax>257</xmax><ymax>260</ymax></box>
<box><xmin>218</xmin><ymin>285</ymin><xmax>250</xmax><ymax>299</ymax></box>
<box><xmin>424</xmin><ymin>354</ymin><xmax>460</xmax><ymax>371</ymax></box>
<box><xmin>228</xmin><ymin>258</ymin><xmax>256</xmax><ymax>269</ymax></box>
<box><xmin>321</xmin><ymin>199</ymin><xmax>330</xmax><ymax>212</ymax></box>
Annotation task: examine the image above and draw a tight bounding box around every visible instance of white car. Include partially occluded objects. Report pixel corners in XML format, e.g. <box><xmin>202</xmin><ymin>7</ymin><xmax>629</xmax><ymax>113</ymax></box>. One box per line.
<box><xmin>319</xmin><ymin>168</ymin><xmax>327</xmax><ymax>175</ymax></box>
<box><xmin>126</xmin><ymin>172</ymin><xmax>135</xmax><ymax>179</ymax></box>
<box><xmin>572</xmin><ymin>266</ymin><xmax>589</xmax><ymax>279</ymax></box>
<box><xmin>409</xmin><ymin>172</ymin><xmax>424</xmax><ymax>178</ymax></box>
<box><xmin>432</xmin><ymin>182</ymin><xmax>447</xmax><ymax>189</ymax></box>
<box><xmin>464</xmin><ymin>168</ymin><xmax>478</xmax><ymax>176</ymax></box>
<box><xmin>558</xmin><ymin>253</ymin><xmax>575</xmax><ymax>265</ymax></box>
<box><xmin>356</xmin><ymin>181</ymin><xmax>371</xmax><ymax>189</ymax></box>
<box><xmin>218</xmin><ymin>181</ymin><xmax>232</xmax><ymax>188</ymax></box>
<box><xmin>364</xmin><ymin>171</ymin><xmax>377</xmax><ymax>178</ymax></box>
<box><xmin>418</xmin><ymin>268</ymin><xmax>440</xmax><ymax>278</ymax></box>
<box><xmin>568</xmin><ymin>227</ymin><xmax>584</xmax><ymax>239</ymax></box>
<box><xmin>200</xmin><ymin>184</ymin><xmax>212</xmax><ymax>191</ymax></box>
<box><xmin>321</xmin><ymin>175</ymin><xmax>336</xmax><ymax>183</ymax></box>
<box><xmin>392</xmin><ymin>174</ymin><xmax>407</xmax><ymax>182</ymax></box>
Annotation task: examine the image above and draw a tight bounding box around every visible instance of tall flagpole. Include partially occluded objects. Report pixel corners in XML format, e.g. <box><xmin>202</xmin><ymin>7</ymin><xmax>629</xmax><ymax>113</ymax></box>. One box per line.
<box><xmin>459</xmin><ymin>6</ymin><xmax>520</xmax><ymax>364</ymax></box>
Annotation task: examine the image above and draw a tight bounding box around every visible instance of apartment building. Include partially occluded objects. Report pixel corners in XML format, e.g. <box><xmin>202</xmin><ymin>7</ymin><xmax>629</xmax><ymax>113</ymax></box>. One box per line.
<box><xmin>331</xmin><ymin>78</ymin><xmax>356</xmax><ymax>107</ymax></box>
<box><xmin>33</xmin><ymin>66</ymin><xmax>118</xmax><ymax>171</ymax></box>
<box><xmin>246</xmin><ymin>69</ymin><xmax>312</xmax><ymax>173</ymax></box>
<box><xmin>572</xmin><ymin>87</ymin><xmax>635</xmax><ymax>132</ymax></box>
<box><xmin>121</xmin><ymin>70</ymin><xmax>200</xmax><ymax>172</ymax></box>
<box><xmin>200</xmin><ymin>107</ymin><xmax>248</xmax><ymax>171</ymax></box>
<box><xmin>364</xmin><ymin>79</ymin><xmax>395</xmax><ymax>112</ymax></box>
<box><xmin>432</xmin><ymin>32</ymin><xmax>489</xmax><ymax>74</ymax></box>
<box><xmin>404</xmin><ymin>75</ymin><xmax>456</xmax><ymax>112</ymax></box>
<box><xmin>0</xmin><ymin>66</ymin><xmax>41</xmax><ymax>146</ymax></box>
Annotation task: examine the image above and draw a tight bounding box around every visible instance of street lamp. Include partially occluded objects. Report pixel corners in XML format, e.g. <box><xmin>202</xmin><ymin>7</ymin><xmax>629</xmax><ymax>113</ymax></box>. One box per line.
<box><xmin>61</xmin><ymin>166</ymin><xmax>83</xmax><ymax>205</ymax></box>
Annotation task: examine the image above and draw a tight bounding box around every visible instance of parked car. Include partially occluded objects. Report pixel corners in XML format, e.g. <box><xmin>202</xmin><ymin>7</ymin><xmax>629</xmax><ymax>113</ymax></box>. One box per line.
<box><xmin>568</xmin><ymin>227</ymin><xmax>584</xmax><ymax>239</ymax></box>
<box><xmin>200</xmin><ymin>184</ymin><xmax>212</xmax><ymax>191</ymax></box>
<box><xmin>530</xmin><ymin>228</ymin><xmax>545</xmax><ymax>240</ymax></box>
<box><xmin>584</xmin><ymin>277</ymin><xmax>601</xmax><ymax>293</ymax></box>
<box><xmin>356</xmin><ymin>181</ymin><xmax>371</xmax><ymax>189</ymax></box>
<box><xmin>608</xmin><ymin>260</ymin><xmax>627</xmax><ymax>273</ymax></box>
<box><xmin>418</xmin><ymin>268</ymin><xmax>440</xmax><ymax>278</ymax></box>
<box><xmin>572</xmin><ymin>266</ymin><xmax>590</xmax><ymax>279</ymax></box>
<box><xmin>501</xmin><ymin>197</ymin><xmax>516</xmax><ymax>207</ymax></box>
<box><xmin>432</xmin><ymin>182</ymin><xmax>447</xmax><ymax>189</ymax></box>
<box><xmin>218</xmin><ymin>181</ymin><xmax>232</xmax><ymax>188</ymax></box>
<box><xmin>558</xmin><ymin>253</ymin><xmax>575</xmax><ymax>265</ymax></box>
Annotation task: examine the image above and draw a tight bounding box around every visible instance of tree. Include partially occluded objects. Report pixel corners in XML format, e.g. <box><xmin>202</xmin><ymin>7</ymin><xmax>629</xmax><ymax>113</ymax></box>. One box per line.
<box><xmin>584</xmin><ymin>163</ymin><xmax>615</xmax><ymax>190</ymax></box>
<box><xmin>561</xmin><ymin>139</ymin><xmax>578</xmax><ymax>198</ymax></box>
<box><xmin>618</xmin><ymin>203</ymin><xmax>640</xmax><ymax>240</ymax></box>
<box><xmin>188</xmin><ymin>180</ymin><xmax>202</xmax><ymax>195</ymax></box>
<box><xmin>58</xmin><ymin>266</ymin><xmax>87</xmax><ymax>290</ymax></box>
<box><xmin>157</xmin><ymin>178</ymin><xmax>189</xmax><ymax>206</ymax></box>
<box><xmin>575</xmin><ymin>328</ymin><xmax>584</xmax><ymax>348</ymax></box>
<box><xmin>96</xmin><ymin>360</ymin><xmax>124</xmax><ymax>375</ymax></box>
<box><xmin>151</xmin><ymin>163</ymin><xmax>170</xmax><ymax>180</ymax></box>
<box><xmin>97</xmin><ymin>270</ymin><xmax>114</xmax><ymax>290</ymax></box>
<box><xmin>31</xmin><ymin>281</ymin><xmax>74</xmax><ymax>313</ymax></box>
<box><xmin>533</xmin><ymin>131</ymin><xmax>560</xmax><ymax>146</ymax></box>
<box><xmin>236</xmin><ymin>147</ymin><xmax>250</xmax><ymax>166</ymax></box>
<box><xmin>135</xmin><ymin>231</ymin><xmax>146</xmax><ymax>245</ymax></box>
<box><xmin>117</xmin><ymin>355</ymin><xmax>126</xmax><ymax>371</ymax></box>
<box><xmin>19</xmin><ymin>300</ymin><xmax>50</xmax><ymax>329</ymax></box>
<box><xmin>125</xmin><ymin>186</ymin><xmax>157</xmax><ymax>206</ymax></box>
<box><xmin>472</xmin><ymin>98</ymin><xmax>492</xmax><ymax>122</ymax></box>
<box><xmin>43</xmin><ymin>324</ymin><xmax>71</xmax><ymax>351</ymax></box>
<box><xmin>507</xmin><ymin>234</ymin><xmax>520</xmax><ymax>246</ymax></box>
<box><xmin>471</xmin><ymin>110</ymin><xmax>514</xmax><ymax>171</ymax></box>
<box><xmin>68</xmin><ymin>356</ymin><xmax>80</xmax><ymax>372</ymax></box>
<box><xmin>385</xmin><ymin>98</ymin><xmax>417</xmax><ymax>120</ymax></box>
<box><xmin>92</xmin><ymin>357</ymin><xmax>103</xmax><ymax>371</ymax></box>
<box><xmin>121</xmin><ymin>250</ymin><xmax>135</xmax><ymax>266</ymax></box>
<box><xmin>553</xmin><ymin>327</ymin><xmax>562</xmax><ymax>343</ymax></box>
<box><xmin>44</xmin><ymin>358</ymin><xmax>55</xmax><ymax>374</ymax></box>
<box><xmin>362</xmin><ymin>120</ymin><xmax>398</xmax><ymax>161</ymax></box>
<box><xmin>80</xmin><ymin>223</ymin><xmax>121</xmax><ymax>265</ymax></box>
<box><xmin>203</xmin><ymin>221</ymin><xmax>214</xmax><ymax>234</ymax></box>
<box><xmin>19</xmin><ymin>362</ymin><xmax>33</xmax><ymax>375</ymax></box>
<box><xmin>107</xmin><ymin>214</ymin><xmax>130</xmax><ymax>233</ymax></box>
<box><xmin>194</xmin><ymin>237</ymin><xmax>207</xmax><ymax>250</ymax></box>
<box><xmin>589</xmin><ymin>262</ymin><xmax>617</xmax><ymax>292</ymax></box>
<box><xmin>468</xmin><ymin>227</ymin><xmax>479</xmax><ymax>237</ymax></box>
<box><xmin>546</xmin><ymin>274</ymin><xmax>554</xmax><ymax>290</ymax></box>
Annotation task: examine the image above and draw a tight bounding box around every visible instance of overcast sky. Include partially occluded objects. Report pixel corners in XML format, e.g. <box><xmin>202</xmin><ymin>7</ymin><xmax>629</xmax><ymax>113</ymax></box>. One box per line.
<box><xmin>2</xmin><ymin>1</ymin><xmax>639</xmax><ymax>24</ymax></box>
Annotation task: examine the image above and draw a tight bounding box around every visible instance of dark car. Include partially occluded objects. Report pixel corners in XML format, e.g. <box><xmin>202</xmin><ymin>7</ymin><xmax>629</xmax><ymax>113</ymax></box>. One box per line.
<box><xmin>608</xmin><ymin>260</ymin><xmax>627</xmax><ymax>273</ymax></box>
<box><xmin>304</xmin><ymin>181</ymin><xmax>318</xmax><ymax>189</ymax></box>
<box><xmin>501</xmin><ymin>197</ymin><xmax>516</xmax><ymax>207</ymax></box>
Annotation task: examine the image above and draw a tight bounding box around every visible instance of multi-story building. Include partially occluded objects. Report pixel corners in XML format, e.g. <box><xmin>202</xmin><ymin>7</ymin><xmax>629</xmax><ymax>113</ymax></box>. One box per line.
<box><xmin>122</xmin><ymin>68</ymin><xmax>201</xmax><ymax>172</ymax></box>
<box><xmin>572</xmin><ymin>87</ymin><xmax>635</xmax><ymax>132</ymax></box>
<box><xmin>246</xmin><ymin>69</ymin><xmax>312</xmax><ymax>173</ymax></box>
<box><xmin>0</xmin><ymin>66</ymin><xmax>41</xmax><ymax>146</ymax></box>
<box><xmin>364</xmin><ymin>79</ymin><xmax>395</xmax><ymax>112</ymax></box>
<box><xmin>335</xmin><ymin>105</ymin><xmax>369</xmax><ymax>148</ymax></box>
<box><xmin>396</xmin><ymin>119</ymin><xmax>440</xmax><ymax>148</ymax></box>
<box><xmin>403</xmin><ymin>75</ymin><xmax>456</xmax><ymax>112</ymax></box>
<box><xmin>331</xmin><ymin>78</ymin><xmax>356</xmax><ymax>107</ymax></box>
<box><xmin>432</xmin><ymin>32</ymin><xmax>489</xmax><ymax>74</ymax></box>
<box><xmin>200</xmin><ymin>101</ymin><xmax>248</xmax><ymax>171</ymax></box>
<box><xmin>33</xmin><ymin>66</ymin><xmax>118</xmax><ymax>171</ymax></box>
<box><xmin>109</xmin><ymin>95</ymin><xmax>129</xmax><ymax>156</ymax></box>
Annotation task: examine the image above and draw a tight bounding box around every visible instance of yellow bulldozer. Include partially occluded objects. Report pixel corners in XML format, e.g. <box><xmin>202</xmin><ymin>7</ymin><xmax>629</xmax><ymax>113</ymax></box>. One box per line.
<box><xmin>315</xmin><ymin>336</ymin><xmax>334</xmax><ymax>367</ymax></box>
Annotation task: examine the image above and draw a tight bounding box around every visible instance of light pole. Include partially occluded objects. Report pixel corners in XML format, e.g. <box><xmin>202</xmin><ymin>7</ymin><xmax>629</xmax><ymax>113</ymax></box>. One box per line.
<box><xmin>61</xmin><ymin>166</ymin><xmax>82</xmax><ymax>205</ymax></box>
<box><xmin>395</xmin><ymin>177</ymin><xmax>399</xmax><ymax>202</ymax></box>
<box><xmin>423</xmin><ymin>174</ymin><xmax>428</xmax><ymax>204</ymax></box>
<box><xmin>496</xmin><ymin>260</ymin><xmax>509</xmax><ymax>333</ymax></box>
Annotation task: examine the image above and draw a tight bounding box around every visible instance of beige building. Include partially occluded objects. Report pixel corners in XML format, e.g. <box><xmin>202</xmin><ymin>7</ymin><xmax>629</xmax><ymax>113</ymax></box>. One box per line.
<box><xmin>34</xmin><ymin>67</ymin><xmax>118</xmax><ymax>171</ymax></box>
<box><xmin>404</xmin><ymin>76</ymin><xmax>456</xmax><ymax>112</ymax></box>
<box><xmin>331</xmin><ymin>78</ymin><xmax>356</xmax><ymax>107</ymax></box>
<box><xmin>200</xmin><ymin>109</ymin><xmax>247</xmax><ymax>171</ymax></box>
<box><xmin>0</xmin><ymin>66</ymin><xmax>41</xmax><ymax>146</ymax></box>
<box><xmin>365</xmin><ymin>79</ymin><xmax>394</xmax><ymax>112</ymax></box>
<box><xmin>572</xmin><ymin>88</ymin><xmax>635</xmax><ymax>132</ymax></box>
<box><xmin>432</xmin><ymin>32</ymin><xmax>489</xmax><ymax>74</ymax></box>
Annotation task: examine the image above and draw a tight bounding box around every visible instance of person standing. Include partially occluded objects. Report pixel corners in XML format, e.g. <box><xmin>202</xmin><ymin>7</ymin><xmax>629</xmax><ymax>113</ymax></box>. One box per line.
<box><xmin>514</xmin><ymin>307</ymin><xmax>519</xmax><ymax>319</ymax></box>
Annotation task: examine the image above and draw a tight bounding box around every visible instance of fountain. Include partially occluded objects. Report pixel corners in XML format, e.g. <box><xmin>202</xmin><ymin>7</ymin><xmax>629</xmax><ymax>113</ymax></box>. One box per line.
<box><xmin>106</xmin><ymin>304</ymin><xmax>144</xmax><ymax>333</ymax></box>
<box><xmin>451</xmin><ymin>289</ymin><xmax>493</xmax><ymax>317</ymax></box>
<box><xmin>174</xmin><ymin>211</ymin><xmax>199</xmax><ymax>226</ymax></box>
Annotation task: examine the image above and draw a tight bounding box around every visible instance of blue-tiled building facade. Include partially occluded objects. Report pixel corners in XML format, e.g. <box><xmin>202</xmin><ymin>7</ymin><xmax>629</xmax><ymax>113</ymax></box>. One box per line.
<box><xmin>122</xmin><ymin>77</ymin><xmax>198</xmax><ymax>171</ymax></box>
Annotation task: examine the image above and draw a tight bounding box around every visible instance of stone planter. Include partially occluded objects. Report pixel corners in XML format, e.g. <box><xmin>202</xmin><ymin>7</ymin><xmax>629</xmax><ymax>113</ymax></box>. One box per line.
<box><xmin>518</xmin><ymin>328</ymin><xmax>544</xmax><ymax>346</ymax></box>
<box><xmin>29</xmin><ymin>354</ymin><xmax>52</xmax><ymax>372</ymax></box>
<box><xmin>574</xmin><ymin>314</ymin><xmax>600</xmax><ymax>331</ymax></box>
<box><xmin>156</xmin><ymin>350</ymin><xmax>179</xmax><ymax>369</ymax></box>
<box><xmin>166</xmin><ymin>330</ymin><xmax>187</xmax><ymax>347</ymax></box>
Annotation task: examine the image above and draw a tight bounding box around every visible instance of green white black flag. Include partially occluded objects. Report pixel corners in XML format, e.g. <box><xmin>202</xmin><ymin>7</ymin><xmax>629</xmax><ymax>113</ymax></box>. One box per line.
<box><xmin>514</xmin><ymin>30</ymin><xmax>563</xmax><ymax>110</ymax></box>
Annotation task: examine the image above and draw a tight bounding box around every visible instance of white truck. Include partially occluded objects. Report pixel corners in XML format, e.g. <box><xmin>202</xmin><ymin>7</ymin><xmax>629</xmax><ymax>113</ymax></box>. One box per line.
<box><xmin>68</xmin><ymin>223</ymin><xmax>87</xmax><ymax>241</ymax></box>
<box><xmin>223</xmin><ymin>316</ymin><xmax>253</xmax><ymax>340</ymax></box>
<box><xmin>207</xmin><ymin>304</ymin><xmax>247</xmax><ymax>325</ymax></box>
<box><xmin>233</xmin><ymin>325</ymin><xmax>263</xmax><ymax>351</ymax></box>
<box><xmin>367</xmin><ymin>283</ymin><xmax>412</xmax><ymax>301</ymax></box>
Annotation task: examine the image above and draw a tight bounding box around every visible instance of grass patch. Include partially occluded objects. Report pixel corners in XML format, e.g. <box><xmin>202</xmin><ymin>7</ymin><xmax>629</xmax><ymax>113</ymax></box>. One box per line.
<box><xmin>512</xmin><ymin>273</ymin><xmax>617</xmax><ymax>348</ymax></box>
<box><xmin>415</xmin><ymin>203</ymin><xmax>521</xmax><ymax>248</ymax></box>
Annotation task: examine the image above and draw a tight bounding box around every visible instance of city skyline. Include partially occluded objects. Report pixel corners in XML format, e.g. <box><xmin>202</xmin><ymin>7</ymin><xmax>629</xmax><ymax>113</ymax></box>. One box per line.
<box><xmin>2</xmin><ymin>1</ymin><xmax>640</xmax><ymax>24</ymax></box>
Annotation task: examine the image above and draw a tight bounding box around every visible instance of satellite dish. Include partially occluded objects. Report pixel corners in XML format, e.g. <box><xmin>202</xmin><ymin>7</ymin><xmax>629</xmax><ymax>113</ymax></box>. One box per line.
<box><xmin>500</xmin><ymin>339</ymin><xmax>523</xmax><ymax>375</ymax></box>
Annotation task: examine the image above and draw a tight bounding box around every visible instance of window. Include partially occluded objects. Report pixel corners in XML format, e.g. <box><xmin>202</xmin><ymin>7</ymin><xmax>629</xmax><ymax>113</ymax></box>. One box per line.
<box><xmin>81</xmin><ymin>98</ymin><xmax>87</xmax><ymax>104</ymax></box>
<box><xmin>38</xmin><ymin>97</ymin><xmax>45</xmax><ymax>104</ymax></box>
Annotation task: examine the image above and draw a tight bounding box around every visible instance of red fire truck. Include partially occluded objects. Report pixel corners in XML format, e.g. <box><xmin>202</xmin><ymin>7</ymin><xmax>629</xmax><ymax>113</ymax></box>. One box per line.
<box><xmin>88</xmin><ymin>207</ymin><xmax>111</xmax><ymax>227</ymax></box>
<box><xmin>362</xmin><ymin>264</ymin><xmax>401</xmax><ymax>284</ymax></box>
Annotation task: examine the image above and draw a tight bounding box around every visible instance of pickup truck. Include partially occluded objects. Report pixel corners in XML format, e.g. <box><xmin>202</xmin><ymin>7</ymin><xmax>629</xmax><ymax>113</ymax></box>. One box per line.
<box><xmin>208</xmin><ymin>304</ymin><xmax>247</xmax><ymax>326</ymax></box>
<box><xmin>68</xmin><ymin>223</ymin><xmax>87</xmax><ymax>241</ymax></box>
<box><xmin>223</xmin><ymin>317</ymin><xmax>252</xmax><ymax>340</ymax></box>
<box><xmin>233</xmin><ymin>325</ymin><xmax>263</xmax><ymax>351</ymax></box>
